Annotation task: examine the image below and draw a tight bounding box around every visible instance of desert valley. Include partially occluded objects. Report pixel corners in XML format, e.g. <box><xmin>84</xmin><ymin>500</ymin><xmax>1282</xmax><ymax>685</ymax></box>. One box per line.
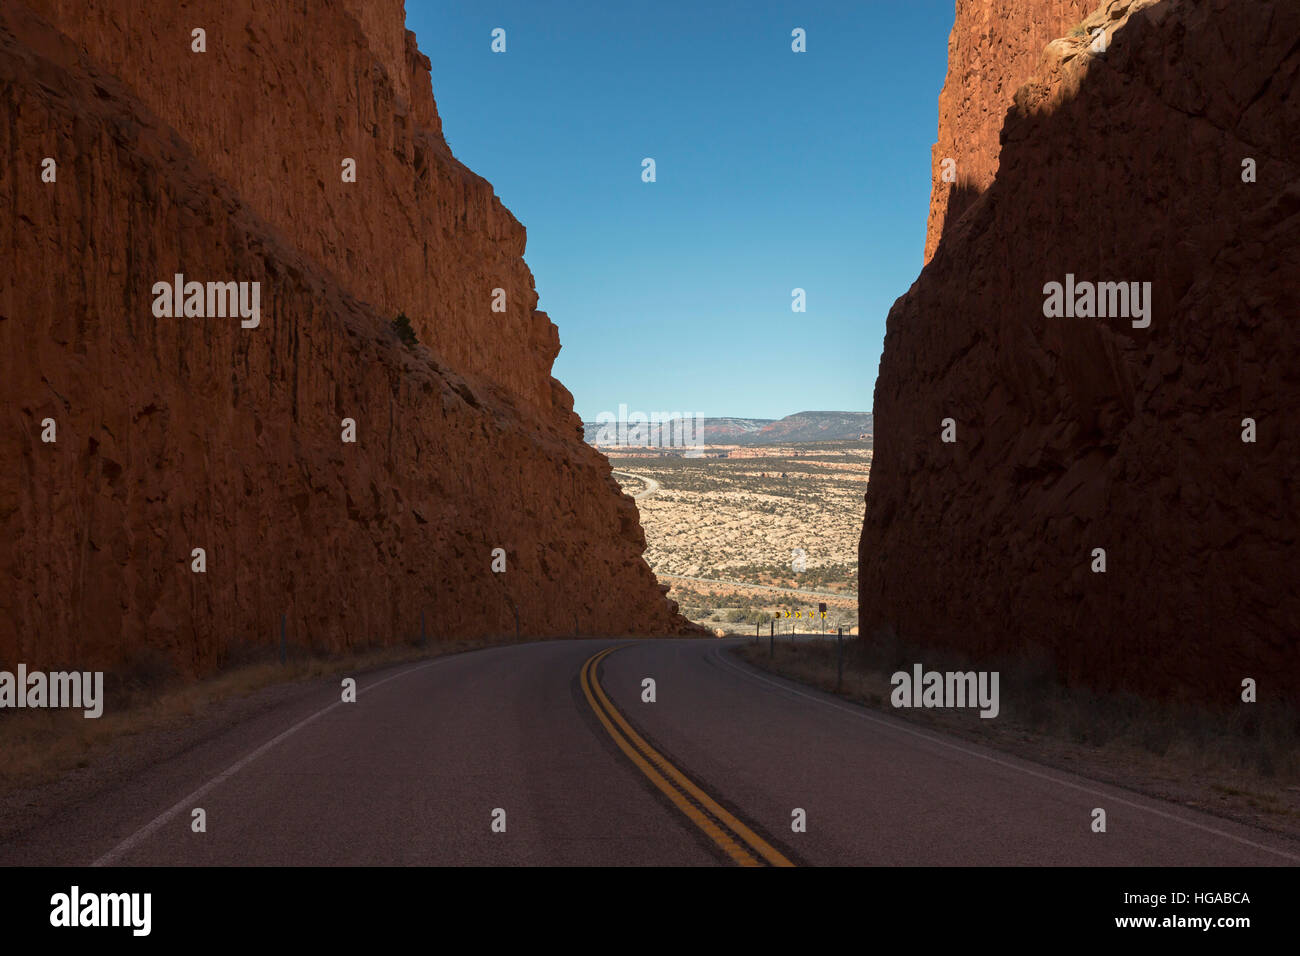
<box><xmin>592</xmin><ymin>412</ymin><xmax>871</xmax><ymax>634</ymax></box>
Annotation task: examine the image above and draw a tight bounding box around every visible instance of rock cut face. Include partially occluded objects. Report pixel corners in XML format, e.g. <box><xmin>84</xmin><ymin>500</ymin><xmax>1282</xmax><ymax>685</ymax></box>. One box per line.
<box><xmin>925</xmin><ymin>0</ymin><xmax>1095</xmax><ymax>263</ymax></box>
<box><xmin>0</xmin><ymin>1</ymin><xmax>694</xmax><ymax>676</ymax></box>
<box><xmin>861</xmin><ymin>0</ymin><xmax>1300</xmax><ymax>701</ymax></box>
<box><xmin>27</xmin><ymin>0</ymin><xmax>560</xmax><ymax>418</ymax></box>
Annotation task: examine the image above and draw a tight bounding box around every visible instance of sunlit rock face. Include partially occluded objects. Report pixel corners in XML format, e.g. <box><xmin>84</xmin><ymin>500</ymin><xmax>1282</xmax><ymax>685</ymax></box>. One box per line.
<box><xmin>1</xmin><ymin>0</ymin><xmax>694</xmax><ymax>675</ymax></box>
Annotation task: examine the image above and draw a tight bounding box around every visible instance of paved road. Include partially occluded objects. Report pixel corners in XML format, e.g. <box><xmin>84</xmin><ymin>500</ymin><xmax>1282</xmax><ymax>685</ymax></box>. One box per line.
<box><xmin>610</xmin><ymin>470</ymin><xmax>661</xmax><ymax>501</ymax></box>
<box><xmin>3</xmin><ymin>639</ymin><xmax>1296</xmax><ymax>866</ymax></box>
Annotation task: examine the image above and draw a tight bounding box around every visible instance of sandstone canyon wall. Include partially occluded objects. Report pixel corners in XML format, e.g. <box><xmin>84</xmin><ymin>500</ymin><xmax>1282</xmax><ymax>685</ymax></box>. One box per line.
<box><xmin>861</xmin><ymin>0</ymin><xmax>1299</xmax><ymax>701</ymax></box>
<box><xmin>924</xmin><ymin>0</ymin><xmax>1094</xmax><ymax>263</ymax></box>
<box><xmin>0</xmin><ymin>1</ymin><xmax>692</xmax><ymax>677</ymax></box>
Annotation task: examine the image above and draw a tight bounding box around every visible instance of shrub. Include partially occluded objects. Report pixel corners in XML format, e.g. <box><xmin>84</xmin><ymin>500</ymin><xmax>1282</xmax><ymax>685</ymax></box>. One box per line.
<box><xmin>392</xmin><ymin>312</ymin><xmax>419</xmax><ymax>347</ymax></box>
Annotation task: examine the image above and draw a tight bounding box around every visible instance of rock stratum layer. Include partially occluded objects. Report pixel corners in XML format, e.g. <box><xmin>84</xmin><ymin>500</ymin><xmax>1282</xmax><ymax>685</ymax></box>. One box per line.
<box><xmin>1</xmin><ymin>1</ymin><xmax>692</xmax><ymax>676</ymax></box>
<box><xmin>861</xmin><ymin>0</ymin><xmax>1299</xmax><ymax>700</ymax></box>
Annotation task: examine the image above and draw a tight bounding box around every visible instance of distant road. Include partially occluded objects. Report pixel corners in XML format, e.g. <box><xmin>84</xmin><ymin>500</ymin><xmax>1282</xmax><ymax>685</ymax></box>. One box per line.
<box><xmin>660</xmin><ymin>573</ymin><xmax>856</xmax><ymax>604</ymax></box>
<box><xmin>6</xmin><ymin>639</ymin><xmax>1296</xmax><ymax>866</ymax></box>
<box><xmin>611</xmin><ymin>470</ymin><xmax>661</xmax><ymax>501</ymax></box>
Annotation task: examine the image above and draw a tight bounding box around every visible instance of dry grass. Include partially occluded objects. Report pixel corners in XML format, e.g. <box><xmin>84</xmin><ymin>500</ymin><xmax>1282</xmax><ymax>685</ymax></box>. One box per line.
<box><xmin>734</xmin><ymin>633</ymin><xmax>1300</xmax><ymax>840</ymax></box>
<box><xmin>0</xmin><ymin>637</ymin><xmax>493</xmax><ymax>793</ymax></box>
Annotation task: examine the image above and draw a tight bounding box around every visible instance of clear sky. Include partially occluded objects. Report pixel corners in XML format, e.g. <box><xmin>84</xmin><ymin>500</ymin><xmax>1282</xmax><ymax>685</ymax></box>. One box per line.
<box><xmin>404</xmin><ymin>1</ymin><xmax>956</xmax><ymax>420</ymax></box>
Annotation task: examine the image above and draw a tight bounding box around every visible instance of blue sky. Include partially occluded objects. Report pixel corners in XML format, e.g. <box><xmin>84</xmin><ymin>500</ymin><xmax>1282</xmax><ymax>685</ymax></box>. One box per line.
<box><xmin>405</xmin><ymin>1</ymin><xmax>956</xmax><ymax>420</ymax></box>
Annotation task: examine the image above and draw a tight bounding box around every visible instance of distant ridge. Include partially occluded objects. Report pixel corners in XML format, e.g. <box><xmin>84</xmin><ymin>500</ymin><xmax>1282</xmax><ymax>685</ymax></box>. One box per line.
<box><xmin>584</xmin><ymin>411</ymin><xmax>872</xmax><ymax>446</ymax></box>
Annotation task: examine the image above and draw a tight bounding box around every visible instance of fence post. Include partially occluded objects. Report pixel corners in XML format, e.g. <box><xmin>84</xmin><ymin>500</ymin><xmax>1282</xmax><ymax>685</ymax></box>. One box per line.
<box><xmin>769</xmin><ymin>620</ymin><xmax>774</xmax><ymax>658</ymax></box>
<box><xmin>837</xmin><ymin>626</ymin><xmax>843</xmax><ymax>692</ymax></box>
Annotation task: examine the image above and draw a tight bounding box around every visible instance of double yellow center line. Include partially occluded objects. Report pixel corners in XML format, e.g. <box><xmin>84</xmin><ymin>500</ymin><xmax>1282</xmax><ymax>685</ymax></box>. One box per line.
<box><xmin>580</xmin><ymin>646</ymin><xmax>794</xmax><ymax>867</ymax></box>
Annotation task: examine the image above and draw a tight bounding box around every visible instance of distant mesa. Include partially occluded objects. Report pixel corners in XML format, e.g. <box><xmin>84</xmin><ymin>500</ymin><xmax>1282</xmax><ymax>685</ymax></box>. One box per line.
<box><xmin>585</xmin><ymin>411</ymin><xmax>873</xmax><ymax>448</ymax></box>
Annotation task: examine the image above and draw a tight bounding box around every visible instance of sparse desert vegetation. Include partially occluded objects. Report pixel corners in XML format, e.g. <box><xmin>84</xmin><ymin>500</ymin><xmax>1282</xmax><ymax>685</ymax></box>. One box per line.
<box><xmin>609</xmin><ymin>441</ymin><xmax>869</xmax><ymax>630</ymax></box>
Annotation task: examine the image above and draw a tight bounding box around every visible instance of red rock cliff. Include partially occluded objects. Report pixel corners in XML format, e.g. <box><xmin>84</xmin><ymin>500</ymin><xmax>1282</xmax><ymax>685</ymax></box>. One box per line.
<box><xmin>0</xmin><ymin>1</ymin><xmax>693</xmax><ymax>676</ymax></box>
<box><xmin>925</xmin><ymin>0</ymin><xmax>1094</xmax><ymax>263</ymax></box>
<box><xmin>861</xmin><ymin>0</ymin><xmax>1300</xmax><ymax>700</ymax></box>
<box><xmin>29</xmin><ymin>0</ymin><xmax>556</xmax><ymax>416</ymax></box>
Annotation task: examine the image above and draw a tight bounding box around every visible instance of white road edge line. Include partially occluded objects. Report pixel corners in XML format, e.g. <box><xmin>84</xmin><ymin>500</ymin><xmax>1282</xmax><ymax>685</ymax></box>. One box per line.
<box><xmin>91</xmin><ymin>657</ymin><xmax>449</xmax><ymax>867</ymax></box>
<box><xmin>713</xmin><ymin>645</ymin><xmax>1300</xmax><ymax>863</ymax></box>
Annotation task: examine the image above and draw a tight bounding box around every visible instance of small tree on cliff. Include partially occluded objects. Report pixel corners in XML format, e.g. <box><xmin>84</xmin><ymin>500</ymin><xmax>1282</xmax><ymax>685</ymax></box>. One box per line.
<box><xmin>392</xmin><ymin>312</ymin><xmax>418</xmax><ymax>348</ymax></box>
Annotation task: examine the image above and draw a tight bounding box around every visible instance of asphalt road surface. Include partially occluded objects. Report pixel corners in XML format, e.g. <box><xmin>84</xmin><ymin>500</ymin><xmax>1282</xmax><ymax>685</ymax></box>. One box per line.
<box><xmin>4</xmin><ymin>639</ymin><xmax>1297</xmax><ymax>866</ymax></box>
